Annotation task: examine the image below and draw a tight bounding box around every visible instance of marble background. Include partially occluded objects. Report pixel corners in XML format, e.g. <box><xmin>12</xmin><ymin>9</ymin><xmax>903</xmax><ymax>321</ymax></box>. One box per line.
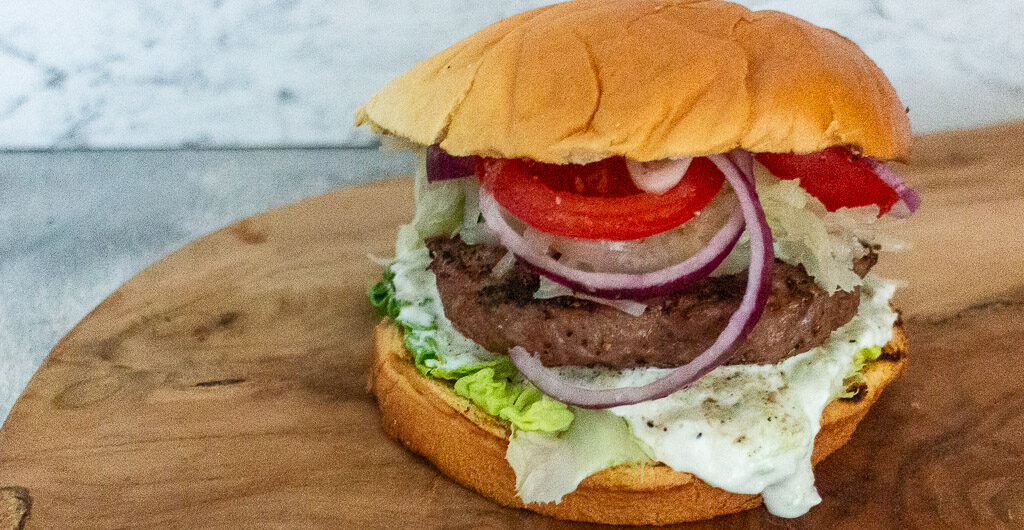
<box><xmin>1</xmin><ymin>0</ymin><xmax>1022</xmax><ymax>149</ymax></box>
<box><xmin>1</xmin><ymin>0</ymin><xmax>1023</xmax><ymax>422</ymax></box>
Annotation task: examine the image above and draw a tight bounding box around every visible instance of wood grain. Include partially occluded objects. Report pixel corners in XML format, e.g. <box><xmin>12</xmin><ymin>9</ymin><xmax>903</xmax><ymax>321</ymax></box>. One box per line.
<box><xmin>0</xmin><ymin>487</ymin><xmax>31</xmax><ymax>530</ymax></box>
<box><xmin>1</xmin><ymin>123</ymin><xmax>1023</xmax><ymax>528</ymax></box>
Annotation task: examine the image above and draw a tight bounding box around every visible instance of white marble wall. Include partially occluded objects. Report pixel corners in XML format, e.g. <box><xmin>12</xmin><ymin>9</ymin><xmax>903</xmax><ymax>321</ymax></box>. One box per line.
<box><xmin>1</xmin><ymin>0</ymin><xmax>1022</xmax><ymax>149</ymax></box>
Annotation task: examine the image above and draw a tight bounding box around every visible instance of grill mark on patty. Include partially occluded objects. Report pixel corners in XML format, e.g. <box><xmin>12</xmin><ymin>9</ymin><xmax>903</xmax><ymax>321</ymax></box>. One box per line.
<box><xmin>426</xmin><ymin>236</ymin><xmax>877</xmax><ymax>369</ymax></box>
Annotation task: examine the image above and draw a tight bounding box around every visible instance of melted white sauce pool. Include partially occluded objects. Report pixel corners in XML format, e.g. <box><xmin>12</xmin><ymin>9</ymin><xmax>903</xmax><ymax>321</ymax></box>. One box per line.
<box><xmin>593</xmin><ymin>274</ymin><xmax>897</xmax><ymax>516</ymax></box>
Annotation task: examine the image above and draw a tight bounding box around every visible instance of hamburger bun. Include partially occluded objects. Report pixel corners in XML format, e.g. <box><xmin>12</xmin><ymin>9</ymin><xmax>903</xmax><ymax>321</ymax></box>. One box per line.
<box><xmin>370</xmin><ymin>319</ymin><xmax>908</xmax><ymax>525</ymax></box>
<box><xmin>355</xmin><ymin>0</ymin><xmax>911</xmax><ymax>164</ymax></box>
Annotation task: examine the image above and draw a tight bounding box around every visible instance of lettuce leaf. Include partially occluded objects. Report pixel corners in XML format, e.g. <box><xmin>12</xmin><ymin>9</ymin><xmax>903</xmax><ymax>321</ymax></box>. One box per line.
<box><xmin>368</xmin><ymin>266</ymin><xmax>406</xmax><ymax>318</ymax></box>
<box><xmin>851</xmin><ymin>344</ymin><xmax>884</xmax><ymax>372</ymax></box>
<box><xmin>454</xmin><ymin>367</ymin><xmax>573</xmax><ymax>432</ymax></box>
<box><xmin>838</xmin><ymin>345</ymin><xmax>884</xmax><ymax>398</ymax></box>
<box><xmin>506</xmin><ymin>408</ymin><xmax>651</xmax><ymax>504</ymax></box>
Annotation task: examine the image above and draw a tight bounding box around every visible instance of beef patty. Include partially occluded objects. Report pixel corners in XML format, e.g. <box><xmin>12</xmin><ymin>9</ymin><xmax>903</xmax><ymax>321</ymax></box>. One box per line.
<box><xmin>426</xmin><ymin>236</ymin><xmax>876</xmax><ymax>369</ymax></box>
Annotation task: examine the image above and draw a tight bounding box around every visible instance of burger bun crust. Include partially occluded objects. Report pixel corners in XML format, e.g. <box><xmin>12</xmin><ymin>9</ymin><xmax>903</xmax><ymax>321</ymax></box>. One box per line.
<box><xmin>369</xmin><ymin>319</ymin><xmax>908</xmax><ymax>525</ymax></box>
<box><xmin>355</xmin><ymin>0</ymin><xmax>912</xmax><ymax>164</ymax></box>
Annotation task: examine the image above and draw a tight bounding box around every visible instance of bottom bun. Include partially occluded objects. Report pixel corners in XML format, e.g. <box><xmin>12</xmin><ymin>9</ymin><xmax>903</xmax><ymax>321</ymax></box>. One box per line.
<box><xmin>370</xmin><ymin>319</ymin><xmax>907</xmax><ymax>525</ymax></box>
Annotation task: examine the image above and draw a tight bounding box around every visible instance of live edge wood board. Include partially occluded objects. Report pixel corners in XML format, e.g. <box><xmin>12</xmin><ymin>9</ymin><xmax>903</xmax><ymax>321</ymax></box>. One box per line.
<box><xmin>2</xmin><ymin>123</ymin><xmax>1023</xmax><ymax>529</ymax></box>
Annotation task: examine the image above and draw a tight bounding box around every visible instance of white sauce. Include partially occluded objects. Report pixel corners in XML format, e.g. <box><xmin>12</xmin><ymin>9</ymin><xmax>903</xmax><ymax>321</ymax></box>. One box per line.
<box><xmin>502</xmin><ymin>275</ymin><xmax>896</xmax><ymax>515</ymax></box>
<box><xmin>566</xmin><ymin>274</ymin><xmax>898</xmax><ymax>517</ymax></box>
<box><xmin>390</xmin><ymin>230</ymin><xmax>497</xmax><ymax>371</ymax></box>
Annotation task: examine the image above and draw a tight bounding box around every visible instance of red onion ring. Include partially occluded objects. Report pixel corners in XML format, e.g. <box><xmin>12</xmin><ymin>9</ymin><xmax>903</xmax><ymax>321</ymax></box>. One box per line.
<box><xmin>479</xmin><ymin>193</ymin><xmax>745</xmax><ymax>300</ymax></box>
<box><xmin>509</xmin><ymin>154</ymin><xmax>774</xmax><ymax>408</ymax></box>
<box><xmin>866</xmin><ymin>158</ymin><xmax>921</xmax><ymax>219</ymax></box>
<box><xmin>727</xmin><ymin>149</ymin><xmax>755</xmax><ymax>183</ymax></box>
<box><xmin>426</xmin><ymin>145</ymin><xmax>476</xmax><ymax>182</ymax></box>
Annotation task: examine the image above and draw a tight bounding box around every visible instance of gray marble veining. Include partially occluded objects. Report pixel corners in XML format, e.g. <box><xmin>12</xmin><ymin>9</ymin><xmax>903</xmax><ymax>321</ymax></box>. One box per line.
<box><xmin>1</xmin><ymin>0</ymin><xmax>1022</xmax><ymax>149</ymax></box>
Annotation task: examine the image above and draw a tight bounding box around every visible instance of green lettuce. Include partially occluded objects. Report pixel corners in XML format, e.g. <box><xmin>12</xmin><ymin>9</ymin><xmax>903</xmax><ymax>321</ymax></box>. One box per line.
<box><xmin>368</xmin><ymin>267</ymin><xmax>405</xmax><ymax>318</ymax></box>
<box><xmin>455</xmin><ymin>367</ymin><xmax>573</xmax><ymax>432</ymax></box>
<box><xmin>506</xmin><ymin>408</ymin><xmax>652</xmax><ymax>504</ymax></box>
<box><xmin>838</xmin><ymin>345</ymin><xmax>884</xmax><ymax>398</ymax></box>
<box><xmin>851</xmin><ymin>344</ymin><xmax>883</xmax><ymax>372</ymax></box>
<box><xmin>368</xmin><ymin>266</ymin><xmax>573</xmax><ymax>432</ymax></box>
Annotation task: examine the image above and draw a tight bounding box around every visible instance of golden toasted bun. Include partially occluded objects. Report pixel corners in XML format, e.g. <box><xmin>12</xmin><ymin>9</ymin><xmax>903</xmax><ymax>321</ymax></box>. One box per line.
<box><xmin>355</xmin><ymin>0</ymin><xmax>911</xmax><ymax>164</ymax></box>
<box><xmin>370</xmin><ymin>319</ymin><xmax>908</xmax><ymax>525</ymax></box>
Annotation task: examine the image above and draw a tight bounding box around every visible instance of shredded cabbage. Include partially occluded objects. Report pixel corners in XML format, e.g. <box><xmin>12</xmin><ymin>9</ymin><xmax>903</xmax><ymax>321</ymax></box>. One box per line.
<box><xmin>761</xmin><ymin>178</ymin><xmax>867</xmax><ymax>293</ymax></box>
<box><xmin>406</xmin><ymin>146</ymin><xmax>494</xmax><ymax>245</ymax></box>
<box><xmin>411</xmin><ymin>149</ymin><xmax>465</xmax><ymax>238</ymax></box>
<box><xmin>457</xmin><ymin>178</ymin><xmax>496</xmax><ymax>245</ymax></box>
<box><xmin>715</xmin><ymin>165</ymin><xmax>896</xmax><ymax>294</ymax></box>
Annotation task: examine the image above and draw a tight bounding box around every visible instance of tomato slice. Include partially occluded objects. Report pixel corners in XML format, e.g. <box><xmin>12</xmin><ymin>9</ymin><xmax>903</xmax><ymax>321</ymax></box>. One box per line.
<box><xmin>478</xmin><ymin>156</ymin><xmax>724</xmax><ymax>240</ymax></box>
<box><xmin>755</xmin><ymin>148</ymin><xmax>898</xmax><ymax>215</ymax></box>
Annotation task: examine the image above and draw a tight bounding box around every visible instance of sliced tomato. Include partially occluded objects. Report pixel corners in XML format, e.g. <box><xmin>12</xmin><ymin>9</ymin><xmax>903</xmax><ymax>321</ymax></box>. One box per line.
<box><xmin>478</xmin><ymin>156</ymin><xmax>724</xmax><ymax>240</ymax></box>
<box><xmin>755</xmin><ymin>147</ymin><xmax>898</xmax><ymax>215</ymax></box>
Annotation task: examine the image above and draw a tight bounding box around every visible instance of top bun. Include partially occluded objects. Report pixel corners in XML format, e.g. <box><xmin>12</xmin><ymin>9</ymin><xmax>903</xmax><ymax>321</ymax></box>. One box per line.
<box><xmin>356</xmin><ymin>0</ymin><xmax>911</xmax><ymax>164</ymax></box>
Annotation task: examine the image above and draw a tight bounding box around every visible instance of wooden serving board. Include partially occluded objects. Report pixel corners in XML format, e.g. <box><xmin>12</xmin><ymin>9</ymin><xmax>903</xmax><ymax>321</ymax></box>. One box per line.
<box><xmin>2</xmin><ymin>123</ymin><xmax>1023</xmax><ymax>529</ymax></box>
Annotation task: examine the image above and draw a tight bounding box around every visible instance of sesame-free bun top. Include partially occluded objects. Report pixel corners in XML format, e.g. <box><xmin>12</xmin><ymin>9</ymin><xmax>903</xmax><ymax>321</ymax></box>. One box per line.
<box><xmin>355</xmin><ymin>0</ymin><xmax>911</xmax><ymax>164</ymax></box>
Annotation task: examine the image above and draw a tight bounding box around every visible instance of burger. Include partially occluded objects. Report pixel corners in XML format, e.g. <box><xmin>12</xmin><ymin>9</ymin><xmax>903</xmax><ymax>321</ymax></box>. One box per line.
<box><xmin>357</xmin><ymin>0</ymin><xmax>918</xmax><ymax>524</ymax></box>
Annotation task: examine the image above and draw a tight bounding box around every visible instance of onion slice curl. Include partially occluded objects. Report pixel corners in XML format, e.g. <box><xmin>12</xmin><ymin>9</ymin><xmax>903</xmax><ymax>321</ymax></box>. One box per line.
<box><xmin>625</xmin><ymin>157</ymin><xmax>693</xmax><ymax>194</ymax></box>
<box><xmin>479</xmin><ymin>192</ymin><xmax>745</xmax><ymax>300</ymax></box>
<box><xmin>426</xmin><ymin>145</ymin><xmax>476</xmax><ymax>182</ymax></box>
<box><xmin>866</xmin><ymin>158</ymin><xmax>921</xmax><ymax>219</ymax></box>
<box><xmin>508</xmin><ymin>154</ymin><xmax>774</xmax><ymax>408</ymax></box>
